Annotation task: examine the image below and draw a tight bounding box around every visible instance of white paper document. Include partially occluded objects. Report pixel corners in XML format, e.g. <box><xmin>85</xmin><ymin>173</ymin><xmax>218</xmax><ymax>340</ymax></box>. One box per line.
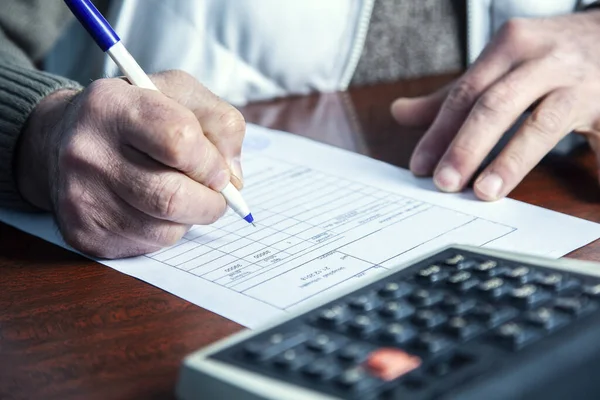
<box><xmin>2</xmin><ymin>124</ymin><xmax>600</xmax><ymax>328</ymax></box>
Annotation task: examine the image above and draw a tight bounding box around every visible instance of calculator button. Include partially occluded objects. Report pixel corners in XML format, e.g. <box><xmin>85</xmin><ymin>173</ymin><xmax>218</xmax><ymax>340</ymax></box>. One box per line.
<box><xmin>445</xmin><ymin>254</ymin><xmax>465</xmax><ymax>266</ymax></box>
<box><xmin>317</xmin><ymin>305</ymin><xmax>349</xmax><ymax>326</ymax></box>
<box><xmin>273</xmin><ymin>349</ymin><xmax>313</xmax><ymax>370</ymax></box>
<box><xmin>447</xmin><ymin>271</ymin><xmax>480</xmax><ymax>292</ymax></box>
<box><xmin>510</xmin><ymin>284</ymin><xmax>551</xmax><ymax>309</ymax></box>
<box><xmin>366</xmin><ymin>348</ymin><xmax>422</xmax><ymax>381</ymax></box>
<box><xmin>525</xmin><ymin>307</ymin><xmax>568</xmax><ymax>331</ymax></box>
<box><xmin>554</xmin><ymin>296</ymin><xmax>594</xmax><ymax>316</ymax></box>
<box><xmin>337</xmin><ymin>343</ymin><xmax>371</xmax><ymax>363</ymax></box>
<box><xmin>348</xmin><ymin>314</ymin><xmax>381</xmax><ymax>336</ymax></box>
<box><xmin>378</xmin><ymin>281</ymin><xmax>412</xmax><ymax>299</ymax></box>
<box><xmin>379</xmin><ymin>322</ymin><xmax>417</xmax><ymax>344</ymax></box>
<box><xmin>441</xmin><ymin>295</ymin><xmax>476</xmax><ymax>315</ymax></box>
<box><xmin>348</xmin><ymin>293</ymin><xmax>380</xmax><ymax>312</ymax></box>
<box><xmin>445</xmin><ymin>316</ymin><xmax>484</xmax><ymax>341</ymax></box>
<box><xmin>454</xmin><ymin>259</ymin><xmax>480</xmax><ymax>270</ymax></box>
<box><xmin>471</xmin><ymin>303</ymin><xmax>518</xmax><ymax>328</ymax></box>
<box><xmin>335</xmin><ymin>366</ymin><xmax>382</xmax><ymax>392</ymax></box>
<box><xmin>414</xmin><ymin>332</ymin><xmax>453</xmax><ymax>353</ymax></box>
<box><xmin>503</xmin><ymin>266</ymin><xmax>536</xmax><ymax>284</ymax></box>
<box><xmin>416</xmin><ymin>264</ymin><xmax>449</xmax><ymax>284</ymax></box>
<box><xmin>244</xmin><ymin>331</ymin><xmax>307</xmax><ymax>360</ymax></box>
<box><xmin>302</xmin><ymin>358</ymin><xmax>340</xmax><ymax>380</ymax></box>
<box><xmin>473</xmin><ymin>260</ymin><xmax>503</xmax><ymax>277</ymax></box>
<box><xmin>306</xmin><ymin>333</ymin><xmax>343</xmax><ymax>353</ymax></box>
<box><xmin>409</xmin><ymin>289</ymin><xmax>444</xmax><ymax>307</ymax></box>
<box><xmin>536</xmin><ymin>272</ymin><xmax>579</xmax><ymax>293</ymax></box>
<box><xmin>478</xmin><ymin>277</ymin><xmax>511</xmax><ymax>300</ymax></box>
<box><xmin>583</xmin><ymin>284</ymin><xmax>600</xmax><ymax>298</ymax></box>
<box><xmin>495</xmin><ymin>322</ymin><xmax>540</xmax><ymax>350</ymax></box>
<box><xmin>412</xmin><ymin>309</ymin><xmax>448</xmax><ymax>329</ymax></box>
<box><xmin>378</xmin><ymin>300</ymin><xmax>415</xmax><ymax>319</ymax></box>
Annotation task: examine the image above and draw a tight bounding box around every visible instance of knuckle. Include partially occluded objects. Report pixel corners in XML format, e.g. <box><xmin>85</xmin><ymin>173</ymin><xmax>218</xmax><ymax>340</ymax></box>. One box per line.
<box><xmin>152</xmin><ymin>175</ymin><xmax>185</xmax><ymax>220</ymax></box>
<box><xmin>476</xmin><ymin>87</ymin><xmax>517</xmax><ymax>116</ymax></box>
<box><xmin>81</xmin><ymin>79</ymin><xmax>117</xmax><ymax>116</ymax></box>
<box><xmin>498</xmin><ymin>18</ymin><xmax>528</xmax><ymax>44</ymax></box>
<box><xmin>546</xmin><ymin>51</ymin><xmax>586</xmax><ymax>83</ymax></box>
<box><xmin>445</xmin><ymin>80</ymin><xmax>479</xmax><ymax>112</ymax></box>
<box><xmin>447</xmin><ymin>141</ymin><xmax>476</xmax><ymax>162</ymax></box>
<box><xmin>163</xmin><ymin>118</ymin><xmax>198</xmax><ymax>170</ymax></box>
<box><xmin>219</xmin><ymin>106</ymin><xmax>246</xmax><ymax>138</ymax></box>
<box><xmin>498</xmin><ymin>150</ymin><xmax>526</xmax><ymax>177</ymax></box>
<box><xmin>527</xmin><ymin>108</ymin><xmax>564</xmax><ymax>140</ymax></box>
<box><xmin>153</xmin><ymin>224</ymin><xmax>186</xmax><ymax>247</ymax></box>
<box><xmin>59</xmin><ymin>139</ymin><xmax>88</xmax><ymax>170</ymax></box>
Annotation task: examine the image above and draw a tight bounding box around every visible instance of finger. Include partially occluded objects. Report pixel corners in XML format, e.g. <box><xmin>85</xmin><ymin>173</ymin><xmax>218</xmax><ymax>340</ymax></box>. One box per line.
<box><xmin>409</xmin><ymin>19</ymin><xmax>537</xmax><ymax>177</ymax></box>
<box><xmin>473</xmin><ymin>88</ymin><xmax>577</xmax><ymax>200</ymax></box>
<box><xmin>151</xmin><ymin>71</ymin><xmax>246</xmax><ymax>188</ymax></box>
<box><xmin>107</xmin><ymin>199</ymin><xmax>190</xmax><ymax>250</ymax></box>
<box><xmin>64</xmin><ymin>224</ymin><xmax>161</xmax><ymax>259</ymax></box>
<box><xmin>113</xmin><ymin>147</ymin><xmax>227</xmax><ymax>225</ymax></box>
<box><xmin>55</xmin><ymin>181</ymin><xmax>166</xmax><ymax>259</ymax></box>
<box><xmin>118</xmin><ymin>86</ymin><xmax>231</xmax><ymax>191</ymax></box>
<box><xmin>391</xmin><ymin>83</ymin><xmax>451</xmax><ymax>127</ymax></box>
<box><xmin>433</xmin><ymin>57</ymin><xmax>569</xmax><ymax>192</ymax></box>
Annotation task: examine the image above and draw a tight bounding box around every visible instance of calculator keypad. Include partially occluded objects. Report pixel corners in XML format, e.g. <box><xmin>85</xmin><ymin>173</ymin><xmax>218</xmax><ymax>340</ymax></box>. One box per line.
<box><xmin>211</xmin><ymin>248</ymin><xmax>600</xmax><ymax>399</ymax></box>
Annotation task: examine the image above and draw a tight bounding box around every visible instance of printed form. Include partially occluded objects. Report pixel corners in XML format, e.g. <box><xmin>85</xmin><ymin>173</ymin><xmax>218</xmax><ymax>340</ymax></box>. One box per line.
<box><xmin>2</xmin><ymin>124</ymin><xmax>600</xmax><ymax>328</ymax></box>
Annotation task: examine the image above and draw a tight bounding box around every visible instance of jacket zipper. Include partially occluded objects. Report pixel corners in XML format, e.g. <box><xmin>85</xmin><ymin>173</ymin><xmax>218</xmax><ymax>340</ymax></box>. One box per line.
<box><xmin>340</xmin><ymin>0</ymin><xmax>375</xmax><ymax>90</ymax></box>
<box><xmin>466</xmin><ymin>0</ymin><xmax>475</xmax><ymax>65</ymax></box>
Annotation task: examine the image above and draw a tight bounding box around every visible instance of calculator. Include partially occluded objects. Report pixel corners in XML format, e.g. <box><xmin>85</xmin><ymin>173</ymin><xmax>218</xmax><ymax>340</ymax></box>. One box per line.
<box><xmin>176</xmin><ymin>245</ymin><xmax>600</xmax><ymax>400</ymax></box>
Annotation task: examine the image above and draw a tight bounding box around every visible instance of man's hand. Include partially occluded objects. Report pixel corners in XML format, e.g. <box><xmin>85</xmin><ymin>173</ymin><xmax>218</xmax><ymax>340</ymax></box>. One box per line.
<box><xmin>391</xmin><ymin>11</ymin><xmax>600</xmax><ymax>200</ymax></box>
<box><xmin>16</xmin><ymin>70</ymin><xmax>245</xmax><ymax>258</ymax></box>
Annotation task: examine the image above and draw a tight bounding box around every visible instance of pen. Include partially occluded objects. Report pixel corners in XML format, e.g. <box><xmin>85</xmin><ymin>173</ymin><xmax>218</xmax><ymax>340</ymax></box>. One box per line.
<box><xmin>63</xmin><ymin>0</ymin><xmax>255</xmax><ymax>226</ymax></box>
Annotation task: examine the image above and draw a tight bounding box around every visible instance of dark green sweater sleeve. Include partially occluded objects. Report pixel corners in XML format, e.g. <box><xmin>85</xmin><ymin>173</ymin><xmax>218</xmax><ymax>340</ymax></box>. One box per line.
<box><xmin>0</xmin><ymin>0</ymin><xmax>82</xmax><ymax>211</ymax></box>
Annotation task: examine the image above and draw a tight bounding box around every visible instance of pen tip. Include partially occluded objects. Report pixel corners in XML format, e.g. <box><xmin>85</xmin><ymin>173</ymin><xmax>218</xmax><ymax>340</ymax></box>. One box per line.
<box><xmin>252</xmin><ymin>222</ymin><xmax>256</xmax><ymax>227</ymax></box>
<box><xmin>243</xmin><ymin>213</ymin><xmax>255</xmax><ymax>225</ymax></box>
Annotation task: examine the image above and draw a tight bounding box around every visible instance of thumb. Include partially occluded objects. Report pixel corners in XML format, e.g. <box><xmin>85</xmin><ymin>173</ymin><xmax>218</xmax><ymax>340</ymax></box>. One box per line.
<box><xmin>390</xmin><ymin>82</ymin><xmax>453</xmax><ymax>127</ymax></box>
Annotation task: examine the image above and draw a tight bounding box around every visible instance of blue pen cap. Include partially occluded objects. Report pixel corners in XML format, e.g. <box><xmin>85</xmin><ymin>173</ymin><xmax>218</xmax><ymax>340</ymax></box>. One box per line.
<box><xmin>64</xmin><ymin>0</ymin><xmax>120</xmax><ymax>51</ymax></box>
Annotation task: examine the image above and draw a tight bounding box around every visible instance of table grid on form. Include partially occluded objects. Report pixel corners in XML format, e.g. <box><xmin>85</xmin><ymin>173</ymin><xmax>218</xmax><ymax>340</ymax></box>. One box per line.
<box><xmin>145</xmin><ymin>155</ymin><xmax>516</xmax><ymax>310</ymax></box>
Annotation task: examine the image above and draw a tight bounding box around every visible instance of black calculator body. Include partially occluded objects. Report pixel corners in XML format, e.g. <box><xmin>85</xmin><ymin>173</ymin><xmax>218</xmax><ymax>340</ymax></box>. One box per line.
<box><xmin>176</xmin><ymin>245</ymin><xmax>600</xmax><ymax>400</ymax></box>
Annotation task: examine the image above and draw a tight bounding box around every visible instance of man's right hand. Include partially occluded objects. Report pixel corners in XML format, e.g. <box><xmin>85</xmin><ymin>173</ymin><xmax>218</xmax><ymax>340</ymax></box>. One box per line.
<box><xmin>16</xmin><ymin>70</ymin><xmax>246</xmax><ymax>259</ymax></box>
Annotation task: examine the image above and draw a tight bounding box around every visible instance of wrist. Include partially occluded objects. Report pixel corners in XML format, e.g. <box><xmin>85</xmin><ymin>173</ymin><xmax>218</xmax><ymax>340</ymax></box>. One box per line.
<box><xmin>16</xmin><ymin>89</ymin><xmax>79</xmax><ymax>211</ymax></box>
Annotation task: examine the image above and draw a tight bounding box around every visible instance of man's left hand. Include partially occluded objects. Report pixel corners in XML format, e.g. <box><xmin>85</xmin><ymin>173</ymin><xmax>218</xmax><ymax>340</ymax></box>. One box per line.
<box><xmin>391</xmin><ymin>11</ymin><xmax>600</xmax><ymax>200</ymax></box>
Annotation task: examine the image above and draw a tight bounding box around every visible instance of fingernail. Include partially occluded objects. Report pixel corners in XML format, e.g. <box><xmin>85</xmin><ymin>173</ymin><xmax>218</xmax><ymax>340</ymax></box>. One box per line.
<box><xmin>230</xmin><ymin>157</ymin><xmax>243</xmax><ymax>182</ymax></box>
<box><xmin>410</xmin><ymin>152</ymin><xmax>436</xmax><ymax>176</ymax></box>
<box><xmin>434</xmin><ymin>166</ymin><xmax>461</xmax><ymax>192</ymax></box>
<box><xmin>475</xmin><ymin>173</ymin><xmax>503</xmax><ymax>200</ymax></box>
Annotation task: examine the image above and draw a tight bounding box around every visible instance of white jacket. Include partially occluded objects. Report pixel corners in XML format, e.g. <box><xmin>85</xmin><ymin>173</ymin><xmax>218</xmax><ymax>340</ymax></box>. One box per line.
<box><xmin>47</xmin><ymin>0</ymin><xmax>596</xmax><ymax>106</ymax></box>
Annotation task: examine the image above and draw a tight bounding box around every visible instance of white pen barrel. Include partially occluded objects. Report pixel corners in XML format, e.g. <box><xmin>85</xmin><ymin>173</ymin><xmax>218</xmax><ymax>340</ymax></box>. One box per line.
<box><xmin>221</xmin><ymin>183</ymin><xmax>250</xmax><ymax>218</ymax></box>
<box><xmin>107</xmin><ymin>42</ymin><xmax>158</xmax><ymax>91</ymax></box>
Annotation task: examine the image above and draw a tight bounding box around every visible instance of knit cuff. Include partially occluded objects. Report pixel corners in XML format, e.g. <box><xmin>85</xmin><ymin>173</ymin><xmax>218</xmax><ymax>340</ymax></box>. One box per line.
<box><xmin>0</xmin><ymin>62</ymin><xmax>82</xmax><ymax>211</ymax></box>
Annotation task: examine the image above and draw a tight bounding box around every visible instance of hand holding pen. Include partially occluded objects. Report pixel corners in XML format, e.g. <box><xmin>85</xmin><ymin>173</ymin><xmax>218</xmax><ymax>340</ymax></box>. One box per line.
<box><xmin>15</xmin><ymin>0</ymin><xmax>253</xmax><ymax>259</ymax></box>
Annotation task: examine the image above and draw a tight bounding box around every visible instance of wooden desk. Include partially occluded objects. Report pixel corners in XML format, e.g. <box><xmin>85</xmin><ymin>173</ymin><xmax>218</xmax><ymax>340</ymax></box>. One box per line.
<box><xmin>2</xmin><ymin>73</ymin><xmax>600</xmax><ymax>399</ymax></box>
